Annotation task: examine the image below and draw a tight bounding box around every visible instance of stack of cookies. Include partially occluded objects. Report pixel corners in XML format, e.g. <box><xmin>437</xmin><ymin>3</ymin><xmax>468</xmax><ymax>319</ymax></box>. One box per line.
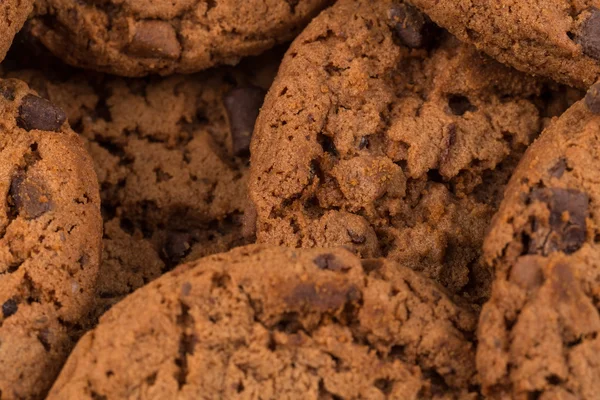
<box><xmin>0</xmin><ymin>1</ymin><xmax>598</xmax><ymax>399</ymax></box>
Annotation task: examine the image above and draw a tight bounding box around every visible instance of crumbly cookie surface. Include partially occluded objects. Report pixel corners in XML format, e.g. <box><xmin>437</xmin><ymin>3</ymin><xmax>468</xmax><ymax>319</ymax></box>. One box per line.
<box><xmin>29</xmin><ymin>0</ymin><xmax>331</xmax><ymax>76</ymax></box>
<box><xmin>49</xmin><ymin>245</ymin><xmax>478</xmax><ymax>399</ymax></box>
<box><xmin>249</xmin><ymin>0</ymin><xmax>578</xmax><ymax>300</ymax></box>
<box><xmin>3</xmin><ymin>48</ymin><xmax>278</xmax><ymax>320</ymax></box>
<box><xmin>407</xmin><ymin>0</ymin><xmax>600</xmax><ymax>88</ymax></box>
<box><xmin>0</xmin><ymin>78</ymin><xmax>102</xmax><ymax>399</ymax></box>
<box><xmin>477</xmin><ymin>84</ymin><xmax>600</xmax><ymax>399</ymax></box>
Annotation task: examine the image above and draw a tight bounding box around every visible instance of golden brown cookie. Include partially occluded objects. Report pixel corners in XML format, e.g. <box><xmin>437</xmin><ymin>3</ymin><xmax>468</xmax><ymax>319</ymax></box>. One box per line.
<box><xmin>28</xmin><ymin>0</ymin><xmax>330</xmax><ymax>77</ymax></box>
<box><xmin>0</xmin><ymin>78</ymin><xmax>102</xmax><ymax>399</ymax></box>
<box><xmin>48</xmin><ymin>245</ymin><xmax>478</xmax><ymax>399</ymax></box>
<box><xmin>2</xmin><ymin>48</ymin><xmax>281</xmax><ymax>321</ymax></box>
<box><xmin>407</xmin><ymin>0</ymin><xmax>600</xmax><ymax>88</ymax></box>
<box><xmin>248</xmin><ymin>0</ymin><xmax>578</xmax><ymax>301</ymax></box>
<box><xmin>477</xmin><ymin>83</ymin><xmax>600</xmax><ymax>399</ymax></box>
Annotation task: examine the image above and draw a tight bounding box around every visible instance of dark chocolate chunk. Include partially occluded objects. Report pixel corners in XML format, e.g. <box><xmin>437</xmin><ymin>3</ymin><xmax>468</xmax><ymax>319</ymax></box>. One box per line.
<box><xmin>548</xmin><ymin>158</ymin><xmax>567</xmax><ymax>178</ymax></box>
<box><xmin>223</xmin><ymin>86</ymin><xmax>266</xmax><ymax>157</ymax></box>
<box><xmin>389</xmin><ymin>3</ymin><xmax>439</xmax><ymax>49</ymax></box>
<box><xmin>0</xmin><ymin>83</ymin><xmax>15</xmax><ymax>101</ymax></box>
<box><xmin>579</xmin><ymin>8</ymin><xmax>600</xmax><ymax>61</ymax></box>
<box><xmin>163</xmin><ymin>231</ymin><xmax>194</xmax><ymax>266</ymax></box>
<box><xmin>313</xmin><ymin>253</ymin><xmax>347</xmax><ymax>271</ymax></box>
<box><xmin>2</xmin><ymin>299</ymin><xmax>18</xmax><ymax>318</ymax></box>
<box><xmin>585</xmin><ymin>82</ymin><xmax>600</xmax><ymax>114</ymax></box>
<box><xmin>17</xmin><ymin>94</ymin><xmax>67</xmax><ymax>132</ymax></box>
<box><xmin>528</xmin><ymin>188</ymin><xmax>588</xmax><ymax>255</ymax></box>
<box><xmin>8</xmin><ymin>171</ymin><xmax>53</xmax><ymax>219</ymax></box>
<box><xmin>347</xmin><ymin>229</ymin><xmax>366</xmax><ymax>244</ymax></box>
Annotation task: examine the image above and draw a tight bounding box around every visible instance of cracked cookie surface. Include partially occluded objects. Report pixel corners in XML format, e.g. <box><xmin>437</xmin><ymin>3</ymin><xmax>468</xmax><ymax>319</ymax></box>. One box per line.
<box><xmin>48</xmin><ymin>245</ymin><xmax>479</xmax><ymax>399</ymax></box>
<box><xmin>28</xmin><ymin>0</ymin><xmax>331</xmax><ymax>77</ymax></box>
<box><xmin>3</xmin><ymin>48</ymin><xmax>279</xmax><ymax>321</ymax></box>
<box><xmin>407</xmin><ymin>0</ymin><xmax>600</xmax><ymax>88</ymax></box>
<box><xmin>0</xmin><ymin>78</ymin><xmax>102</xmax><ymax>399</ymax></box>
<box><xmin>477</xmin><ymin>84</ymin><xmax>600</xmax><ymax>399</ymax></box>
<box><xmin>248</xmin><ymin>0</ymin><xmax>579</xmax><ymax>302</ymax></box>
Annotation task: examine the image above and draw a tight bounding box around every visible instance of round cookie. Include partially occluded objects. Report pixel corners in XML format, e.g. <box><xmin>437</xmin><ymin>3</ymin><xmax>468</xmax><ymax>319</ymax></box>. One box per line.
<box><xmin>48</xmin><ymin>245</ymin><xmax>478</xmax><ymax>399</ymax></box>
<box><xmin>0</xmin><ymin>79</ymin><xmax>102</xmax><ymax>399</ymax></box>
<box><xmin>477</xmin><ymin>85</ymin><xmax>600</xmax><ymax>398</ymax></box>
<box><xmin>0</xmin><ymin>0</ymin><xmax>34</xmax><ymax>63</ymax></box>
<box><xmin>3</xmin><ymin>49</ymin><xmax>277</xmax><ymax>319</ymax></box>
<box><xmin>249</xmin><ymin>0</ymin><xmax>578</xmax><ymax>300</ymax></box>
<box><xmin>407</xmin><ymin>0</ymin><xmax>600</xmax><ymax>88</ymax></box>
<box><xmin>28</xmin><ymin>0</ymin><xmax>330</xmax><ymax>77</ymax></box>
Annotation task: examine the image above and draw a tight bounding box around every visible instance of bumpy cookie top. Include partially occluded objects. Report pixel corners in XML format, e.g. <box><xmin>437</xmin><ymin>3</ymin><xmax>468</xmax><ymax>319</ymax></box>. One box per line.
<box><xmin>0</xmin><ymin>0</ymin><xmax>34</xmax><ymax>63</ymax></box>
<box><xmin>0</xmin><ymin>79</ymin><xmax>102</xmax><ymax>399</ymax></box>
<box><xmin>408</xmin><ymin>0</ymin><xmax>600</xmax><ymax>88</ymax></box>
<box><xmin>48</xmin><ymin>245</ymin><xmax>478</xmax><ymax>399</ymax></box>
<box><xmin>3</xmin><ymin>48</ymin><xmax>279</xmax><ymax>320</ymax></box>
<box><xmin>249</xmin><ymin>0</ymin><xmax>571</xmax><ymax>299</ymax></box>
<box><xmin>29</xmin><ymin>0</ymin><xmax>330</xmax><ymax>76</ymax></box>
<box><xmin>477</xmin><ymin>86</ymin><xmax>600</xmax><ymax>398</ymax></box>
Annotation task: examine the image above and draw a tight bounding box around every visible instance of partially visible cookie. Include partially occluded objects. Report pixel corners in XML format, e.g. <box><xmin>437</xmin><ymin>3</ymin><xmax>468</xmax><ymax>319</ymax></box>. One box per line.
<box><xmin>0</xmin><ymin>0</ymin><xmax>33</xmax><ymax>63</ymax></box>
<box><xmin>3</xmin><ymin>49</ymin><xmax>277</xmax><ymax>320</ymax></box>
<box><xmin>48</xmin><ymin>245</ymin><xmax>478</xmax><ymax>399</ymax></box>
<box><xmin>407</xmin><ymin>0</ymin><xmax>600</xmax><ymax>88</ymax></box>
<box><xmin>477</xmin><ymin>85</ymin><xmax>600</xmax><ymax>398</ymax></box>
<box><xmin>0</xmin><ymin>79</ymin><xmax>102</xmax><ymax>399</ymax></box>
<box><xmin>249</xmin><ymin>0</ymin><xmax>578</xmax><ymax>300</ymax></box>
<box><xmin>28</xmin><ymin>0</ymin><xmax>330</xmax><ymax>76</ymax></box>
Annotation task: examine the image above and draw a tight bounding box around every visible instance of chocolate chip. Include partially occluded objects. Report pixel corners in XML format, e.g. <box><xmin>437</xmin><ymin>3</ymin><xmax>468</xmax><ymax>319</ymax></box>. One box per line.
<box><xmin>17</xmin><ymin>94</ymin><xmax>67</xmax><ymax>132</ymax></box>
<box><xmin>37</xmin><ymin>329</ymin><xmax>51</xmax><ymax>351</ymax></box>
<box><xmin>163</xmin><ymin>231</ymin><xmax>194</xmax><ymax>266</ymax></box>
<box><xmin>448</xmin><ymin>95</ymin><xmax>477</xmax><ymax>116</ymax></box>
<box><xmin>548</xmin><ymin>158</ymin><xmax>567</xmax><ymax>178</ymax></box>
<box><xmin>579</xmin><ymin>8</ymin><xmax>600</xmax><ymax>61</ymax></box>
<box><xmin>585</xmin><ymin>82</ymin><xmax>600</xmax><ymax>114</ymax></box>
<box><xmin>8</xmin><ymin>171</ymin><xmax>52</xmax><ymax>219</ymax></box>
<box><xmin>347</xmin><ymin>229</ymin><xmax>366</xmax><ymax>244</ymax></box>
<box><xmin>2</xmin><ymin>299</ymin><xmax>18</xmax><ymax>318</ymax></box>
<box><xmin>181</xmin><ymin>282</ymin><xmax>192</xmax><ymax>296</ymax></box>
<box><xmin>313</xmin><ymin>254</ymin><xmax>347</xmax><ymax>271</ymax></box>
<box><xmin>528</xmin><ymin>188</ymin><xmax>588</xmax><ymax>255</ymax></box>
<box><xmin>389</xmin><ymin>3</ymin><xmax>439</xmax><ymax>49</ymax></box>
<box><xmin>223</xmin><ymin>86</ymin><xmax>266</xmax><ymax>157</ymax></box>
<box><xmin>0</xmin><ymin>84</ymin><xmax>15</xmax><ymax>101</ymax></box>
<box><xmin>127</xmin><ymin>20</ymin><xmax>181</xmax><ymax>59</ymax></box>
<box><xmin>284</xmin><ymin>282</ymin><xmax>358</xmax><ymax>311</ymax></box>
<box><xmin>361</xmin><ymin>259</ymin><xmax>385</xmax><ymax>273</ymax></box>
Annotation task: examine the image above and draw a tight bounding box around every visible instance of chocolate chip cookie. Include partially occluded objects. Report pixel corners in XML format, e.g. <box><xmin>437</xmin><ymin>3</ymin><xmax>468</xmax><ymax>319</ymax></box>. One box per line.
<box><xmin>407</xmin><ymin>0</ymin><xmax>600</xmax><ymax>88</ymax></box>
<box><xmin>48</xmin><ymin>245</ymin><xmax>478</xmax><ymax>399</ymax></box>
<box><xmin>28</xmin><ymin>0</ymin><xmax>330</xmax><ymax>77</ymax></box>
<box><xmin>0</xmin><ymin>0</ymin><xmax>34</xmax><ymax>63</ymax></box>
<box><xmin>477</xmin><ymin>84</ymin><xmax>600</xmax><ymax>398</ymax></box>
<box><xmin>0</xmin><ymin>79</ymin><xmax>102</xmax><ymax>399</ymax></box>
<box><xmin>3</xmin><ymin>48</ymin><xmax>277</xmax><ymax>320</ymax></box>
<box><xmin>249</xmin><ymin>0</ymin><xmax>578</xmax><ymax>300</ymax></box>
